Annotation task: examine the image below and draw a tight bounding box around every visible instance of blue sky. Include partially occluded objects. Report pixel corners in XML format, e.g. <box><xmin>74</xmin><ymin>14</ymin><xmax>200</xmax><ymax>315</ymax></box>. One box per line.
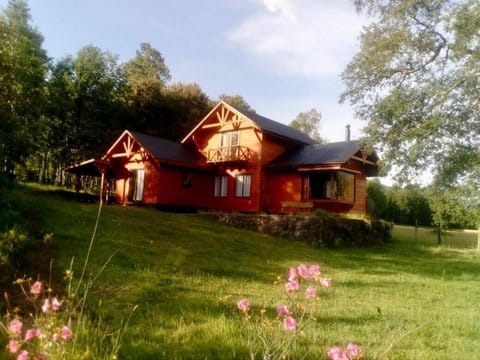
<box><xmin>2</xmin><ymin>0</ymin><xmax>368</xmax><ymax>142</ymax></box>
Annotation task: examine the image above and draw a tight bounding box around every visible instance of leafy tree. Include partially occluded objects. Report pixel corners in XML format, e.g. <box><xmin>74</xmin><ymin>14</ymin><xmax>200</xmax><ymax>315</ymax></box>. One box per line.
<box><xmin>367</xmin><ymin>179</ymin><xmax>388</xmax><ymax>220</ymax></box>
<box><xmin>219</xmin><ymin>94</ymin><xmax>256</xmax><ymax>113</ymax></box>
<box><xmin>341</xmin><ymin>0</ymin><xmax>480</xmax><ymax>186</ymax></box>
<box><xmin>121</xmin><ymin>43</ymin><xmax>170</xmax><ymax>136</ymax></box>
<box><xmin>71</xmin><ymin>45</ymin><xmax>125</xmax><ymax>159</ymax></box>
<box><xmin>0</xmin><ymin>0</ymin><xmax>48</xmax><ymax>173</ymax></box>
<box><xmin>161</xmin><ymin>83</ymin><xmax>212</xmax><ymax>139</ymax></box>
<box><xmin>123</xmin><ymin>42</ymin><xmax>170</xmax><ymax>91</ymax></box>
<box><xmin>289</xmin><ymin>108</ymin><xmax>322</xmax><ymax>143</ymax></box>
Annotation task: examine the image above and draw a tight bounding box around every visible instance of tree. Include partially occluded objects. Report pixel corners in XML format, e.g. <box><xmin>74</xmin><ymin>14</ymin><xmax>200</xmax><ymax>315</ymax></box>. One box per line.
<box><xmin>120</xmin><ymin>43</ymin><xmax>171</xmax><ymax>137</ymax></box>
<box><xmin>71</xmin><ymin>45</ymin><xmax>124</xmax><ymax>159</ymax></box>
<box><xmin>289</xmin><ymin>108</ymin><xmax>322</xmax><ymax>142</ymax></box>
<box><xmin>0</xmin><ymin>0</ymin><xmax>48</xmax><ymax>173</ymax></box>
<box><xmin>123</xmin><ymin>42</ymin><xmax>170</xmax><ymax>90</ymax></box>
<box><xmin>218</xmin><ymin>94</ymin><xmax>255</xmax><ymax>113</ymax></box>
<box><xmin>367</xmin><ymin>179</ymin><xmax>388</xmax><ymax>220</ymax></box>
<box><xmin>341</xmin><ymin>0</ymin><xmax>480</xmax><ymax>186</ymax></box>
<box><xmin>161</xmin><ymin>83</ymin><xmax>212</xmax><ymax>139</ymax></box>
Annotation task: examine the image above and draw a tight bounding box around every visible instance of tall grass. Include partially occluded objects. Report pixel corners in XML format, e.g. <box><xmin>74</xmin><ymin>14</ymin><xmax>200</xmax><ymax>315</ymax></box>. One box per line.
<box><xmin>2</xmin><ymin>184</ymin><xmax>480</xmax><ymax>359</ymax></box>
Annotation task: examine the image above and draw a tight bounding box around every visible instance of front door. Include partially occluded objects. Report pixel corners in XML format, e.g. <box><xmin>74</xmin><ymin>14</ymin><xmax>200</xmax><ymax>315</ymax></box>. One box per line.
<box><xmin>128</xmin><ymin>168</ymin><xmax>145</xmax><ymax>202</ymax></box>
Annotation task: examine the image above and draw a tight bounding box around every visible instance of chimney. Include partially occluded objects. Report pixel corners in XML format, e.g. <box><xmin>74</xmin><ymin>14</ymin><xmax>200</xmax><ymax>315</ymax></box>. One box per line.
<box><xmin>345</xmin><ymin>124</ymin><xmax>351</xmax><ymax>141</ymax></box>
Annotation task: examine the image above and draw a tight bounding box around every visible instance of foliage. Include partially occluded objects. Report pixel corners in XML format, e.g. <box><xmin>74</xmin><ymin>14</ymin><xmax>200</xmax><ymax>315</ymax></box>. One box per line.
<box><xmin>0</xmin><ymin>0</ymin><xmax>48</xmax><ymax>173</ymax></box>
<box><xmin>219</xmin><ymin>94</ymin><xmax>256</xmax><ymax>113</ymax></box>
<box><xmin>289</xmin><ymin>108</ymin><xmax>323</xmax><ymax>143</ymax></box>
<box><xmin>367</xmin><ymin>181</ymin><xmax>433</xmax><ymax>226</ymax></box>
<box><xmin>0</xmin><ymin>188</ymin><xmax>135</xmax><ymax>359</ymax></box>
<box><xmin>235</xmin><ymin>264</ymin><xmax>334</xmax><ymax>359</ymax></box>
<box><xmin>342</xmin><ymin>0</ymin><xmax>480</xmax><ymax>186</ymax></box>
<box><xmin>0</xmin><ymin>227</ymin><xmax>27</xmax><ymax>266</ymax></box>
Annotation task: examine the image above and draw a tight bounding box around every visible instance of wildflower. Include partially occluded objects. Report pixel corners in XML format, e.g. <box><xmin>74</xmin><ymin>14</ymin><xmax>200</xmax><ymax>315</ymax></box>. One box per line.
<box><xmin>8</xmin><ymin>339</ymin><xmax>19</xmax><ymax>353</ymax></box>
<box><xmin>17</xmin><ymin>350</ymin><xmax>29</xmax><ymax>360</ymax></box>
<box><xmin>25</xmin><ymin>328</ymin><xmax>41</xmax><ymax>341</ymax></box>
<box><xmin>319</xmin><ymin>278</ymin><xmax>332</xmax><ymax>288</ymax></box>
<box><xmin>51</xmin><ymin>297</ymin><xmax>61</xmax><ymax>311</ymax></box>
<box><xmin>297</xmin><ymin>264</ymin><xmax>310</xmax><ymax>279</ymax></box>
<box><xmin>60</xmin><ymin>325</ymin><xmax>73</xmax><ymax>340</ymax></box>
<box><xmin>276</xmin><ymin>304</ymin><xmax>289</xmax><ymax>316</ymax></box>
<box><xmin>30</xmin><ymin>281</ymin><xmax>42</xmax><ymax>295</ymax></box>
<box><xmin>347</xmin><ymin>342</ymin><xmax>362</xmax><ymax>359</ymax></box>
<box><xmin>283</xmin><ymin>316</ymin><xmax>297</xmax><ymax>330</ymax></box>
<box><xmin>308</xmin><ymin>264</ymin><xmax>321</xmax><ymax>278</ymax></box>
<box><xmin>8</xmin><ymin>319</ymin><xmax>22</xmax><ymax>337</ymax></box>
<box><xmin>41</xmin><ymin>298</ymin><xmax>50</xmax><ymax>313</ymax></box>
<box><xmin>237</xmin><ymin>298</ymin><xmax>250</xmax><ymax>313</ymax></box>
<box><xmin>328</xmin><ymin>347</ymin><xmax>349</xmax><ymax>360</ymax></box>
<box><xmin>284</xmin><ymin>280</ymin><xmax>299</xmax><ymax>293</ymax></box>
<box><xmin>305</xmin><ymin>286</ymin><xmax>316</xmax><ymax>299</ymax></box>
<box><xmin>34</xmin><ymin>353</ymin><xmax>47</xmax><ymax>360</ymax></box>
<box><xmin>288</xmin><ymin>267</ymin><xmax>298</xmax><ymax>281</ymax></box>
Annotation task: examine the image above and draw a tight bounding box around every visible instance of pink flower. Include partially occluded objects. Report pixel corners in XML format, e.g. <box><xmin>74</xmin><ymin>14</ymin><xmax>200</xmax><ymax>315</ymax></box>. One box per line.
<box><xmin>308</xmin><ymin>264</ymin><xmax>321</xmax><ymax>278</ymax></box>
<box><xmin>51</xmin><ymin>297</ymin><xmax>61</xmax><ymax>311</ymax></box>
<box><xmin>328</xmin><ymin>347</ymin><xmax>349</xmax><ymax>360</ymax></box>
<box><xmin>237</xmin><ymin>298</ymin><xmax>250</xmax><ymax>313</ymax></box>
<box><xmin>30</xmin><ymin>281</ymin><xmax>42</xmax><ymax>295</ymax></box>
<box><xmin>41</xmin><ymin>298</ymin><xmax>50</xmax><ymax>313</ymax></box>
<box><xmin>60</xmin><ymin>326</ymin><xmax>72</xmax><ymax>340</ymax></box>
<box><xmin>288</xmin><ymin>267</ymin><xmax>298</xmax><ymax>281</ymax></box>
<box><xmin>8</xmin><ymin>339</ymin><xmax>19</xmax><ymax>353</ymax></box>
<box><xmin>319</xmin><ymin>278</ymin><xmax>332</xmax><ymax>288</ymax></box>
<box><xmin>276</xmin><ymin>304</ymin><xmax>289</xmax><ymax>316</ymax></box>
<box><xmin>52</xmin><ymin>333</ymin><xmax>59</xmax><ymax>342</ymax></box>
<box><xmin>297</xmin><ymin>264</ymin><xmax>309</xmax><ymax>279</ymax></box>
<box><xmin>8</xmin><ymin>319</ymin><xmax>23</xmax><ymax>337</ymax></box>
<box><xmin>347</xmin><ymin>343</ymin><xmax>362</xmax><ymax>359</ymax></box>
<box><xmin>283</xmin><ymin>316</ymin><xmax>297</xmax><ymax>330</ymax></box>
<box><xmin>17</xmin><ymin>350</ymin><xmax>29</xmax><ymax>360</ymax></box>
<box><xmin>25</xmin><ymin>328</ymin><xmax>41</xmax><ymax>341</ymax></box>
<box><xmin>284</xmin><ymin>280</ymin><xmax>299</xmax><ymax>293</ymax></box>
<box><xmin>34</xmin><ymin>353</ymin><xmax>47</xmax><ymax>360</ymax></box>
<box><xmin>305</xmin><ymin>286</ymin><xmax>317</xmax><ymax>299</ymax></box>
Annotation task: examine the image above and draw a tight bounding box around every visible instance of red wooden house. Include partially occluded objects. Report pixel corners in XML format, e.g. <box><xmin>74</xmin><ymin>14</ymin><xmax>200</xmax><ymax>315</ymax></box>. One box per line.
<box><xmin>66</xmin><ymin>101</ymin><xmax>379</xmax><ymax>214</ymax></box>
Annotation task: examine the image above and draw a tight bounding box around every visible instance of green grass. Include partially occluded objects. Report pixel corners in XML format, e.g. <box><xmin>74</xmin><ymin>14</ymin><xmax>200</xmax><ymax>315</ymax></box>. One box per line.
<box><xmin>393</xmin><ymin>225</ymin><xmax>478</xmax><ymax>249</ymax></box>
<box><xmin>3</xmin><ymin>184</ymin><xmax>480</xmax><ymax>359</ymax></box>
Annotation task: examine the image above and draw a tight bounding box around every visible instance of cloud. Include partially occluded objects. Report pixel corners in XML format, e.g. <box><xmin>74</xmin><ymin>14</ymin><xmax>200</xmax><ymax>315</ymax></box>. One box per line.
<box><xmin>229</xmin><ymin>0</ymin><xmax>366</xmax><ymax>77</ymax></box>
<box><xmin>260</xmin><ymin>0</ymin><xmax>297</xmax><ymax>22</ymax></box>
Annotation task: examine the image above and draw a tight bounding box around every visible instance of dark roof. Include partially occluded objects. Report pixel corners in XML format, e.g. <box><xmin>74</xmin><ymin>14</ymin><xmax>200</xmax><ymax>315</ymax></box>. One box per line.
<box><xmin>268</xmin><ymin>141</ymin><xmax>362</xmax><ymax>168</ymax></box>
<box><xmin>130</xmin><ymin>131</ymin><xmax>205</xmax><ymax>167</ymax></box>
<box><xmin>228</xmin><ymin>104</ymin><xmax>316</xmax><ymax>145</ymax></box>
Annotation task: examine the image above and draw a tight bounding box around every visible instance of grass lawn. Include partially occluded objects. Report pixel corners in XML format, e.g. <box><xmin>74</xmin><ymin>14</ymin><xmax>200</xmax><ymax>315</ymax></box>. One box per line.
<box><xmin>2</xmin><ymin>185</ymin><xmax>480</xmax><ymax>359</ymax></box>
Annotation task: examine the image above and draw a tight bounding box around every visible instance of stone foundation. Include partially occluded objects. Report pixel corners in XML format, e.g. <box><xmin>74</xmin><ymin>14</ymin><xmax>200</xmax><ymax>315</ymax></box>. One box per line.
<box><xmin>200</xmin><ymin>213</ymin><xmax>392</xmax><ymax>247</ymax></box>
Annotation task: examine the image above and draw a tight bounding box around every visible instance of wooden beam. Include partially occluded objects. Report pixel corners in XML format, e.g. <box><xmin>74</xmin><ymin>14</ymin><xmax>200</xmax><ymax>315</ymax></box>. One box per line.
<box><xmin>201</xmin><ymin>123</ymin><xmax>222</xmax><ymax>129</ymax></box>
<box><xmin>351</xmin><ymin>155</ymin><xmax>377</xmax><ymax>167</ymax></box>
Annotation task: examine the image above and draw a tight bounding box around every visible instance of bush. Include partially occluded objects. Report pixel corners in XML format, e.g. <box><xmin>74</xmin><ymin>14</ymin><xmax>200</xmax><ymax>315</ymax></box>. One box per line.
<box><xmin>0</xmin><ymin>227</ymin><xmax>28</xmax><ymax>266</ymax></box>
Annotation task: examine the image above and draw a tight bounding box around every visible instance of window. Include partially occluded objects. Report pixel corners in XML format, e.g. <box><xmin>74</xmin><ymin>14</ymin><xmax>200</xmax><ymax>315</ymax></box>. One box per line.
<box><xmin>220</xmin><ymin>131</ymin><xmax>240</xmax><ymax>160</ymax></box>
<box><xmin>235</xmin><ymin>174</ymin><xmax>251</xmax><ymax>197</ymax></box>
<box><xmin>308</xmin><ymin>171</ymin><xmax>354</xmax><ymax>202</ymax></box>
<box><xmin>214</xmin><ymin>175</ymin><xmax>228</xmax><ymax>197</ymax></box>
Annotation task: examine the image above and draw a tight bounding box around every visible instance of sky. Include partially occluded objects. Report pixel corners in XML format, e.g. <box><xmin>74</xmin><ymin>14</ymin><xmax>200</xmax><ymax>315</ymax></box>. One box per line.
<box><xmin>1</xmin><ymin>0</ymin><xmax>369</xmax><ymax>143</ymax></box>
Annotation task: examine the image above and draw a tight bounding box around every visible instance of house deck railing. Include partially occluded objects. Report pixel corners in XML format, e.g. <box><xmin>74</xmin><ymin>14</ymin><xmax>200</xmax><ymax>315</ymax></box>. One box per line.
<box><xmin>207</xmin><ymin>146</ymin><xmax>256</xmax><ymax>163</ymax></box>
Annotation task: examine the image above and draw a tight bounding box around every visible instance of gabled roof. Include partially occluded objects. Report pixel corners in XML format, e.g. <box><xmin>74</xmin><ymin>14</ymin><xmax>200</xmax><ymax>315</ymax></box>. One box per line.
<box><xmin>226</xmin><ymin>104</ymin><xmax>316</xmax><ymax>145</ymax></box>
<box><xmin>267</xmin><ymin>140</ymin><xmax>379</xmax><ymax>176</ymax></box>
<box><xmin>182</xmin><ymin>101</ymin><xmax>316</xmax><ymax>145</ymax></box>
<box><xmin>127</xmin><ymin>131</ymin><xmax>204</xmax><ymax>166</ymax></box>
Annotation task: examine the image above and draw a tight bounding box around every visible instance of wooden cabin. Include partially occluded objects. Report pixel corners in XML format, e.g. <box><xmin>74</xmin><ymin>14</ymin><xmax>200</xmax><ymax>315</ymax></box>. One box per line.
<box><xmin>66</xmin><ymin>101</ymin><xmax>379</xmax><ymax>214</ymax></box>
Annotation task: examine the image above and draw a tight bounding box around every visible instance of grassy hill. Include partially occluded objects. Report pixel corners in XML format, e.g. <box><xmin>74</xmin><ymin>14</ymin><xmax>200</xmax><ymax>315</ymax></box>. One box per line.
<box><xmin>2</xmin><ymin>185</ymin><xmax>480</xmax><ymax>359</ymax></box>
